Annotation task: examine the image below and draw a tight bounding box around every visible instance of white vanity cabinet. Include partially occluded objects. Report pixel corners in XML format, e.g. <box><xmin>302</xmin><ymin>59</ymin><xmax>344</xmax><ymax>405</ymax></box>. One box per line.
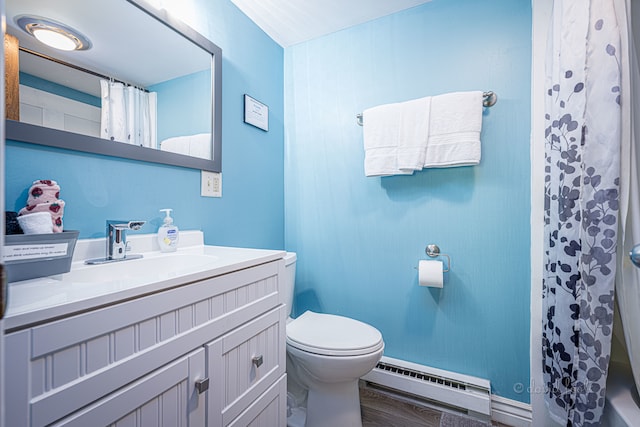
<box><xmin>4</xmin><ymin>255</ymin><xmax>287</xmax><ymax>427</ymax></box>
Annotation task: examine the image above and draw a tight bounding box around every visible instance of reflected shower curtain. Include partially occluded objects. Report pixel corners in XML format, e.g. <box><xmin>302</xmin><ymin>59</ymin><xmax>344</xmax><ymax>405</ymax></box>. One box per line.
<box><xmin>542</xmin><ymin>1</ymin><xmax>621</xmax><ymax>426</ymax></box>
<box><xmin>100</xmin><ymin>80</ymin><xmax>157</xmax><ymax>148</ymax></box>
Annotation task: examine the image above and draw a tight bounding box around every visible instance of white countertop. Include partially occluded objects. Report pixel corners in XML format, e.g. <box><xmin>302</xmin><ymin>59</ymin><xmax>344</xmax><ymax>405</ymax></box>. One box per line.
<box><xmin>4</xmin><ymin>231</ymin><xmax>285</xmax><ymax>331</ymax></box>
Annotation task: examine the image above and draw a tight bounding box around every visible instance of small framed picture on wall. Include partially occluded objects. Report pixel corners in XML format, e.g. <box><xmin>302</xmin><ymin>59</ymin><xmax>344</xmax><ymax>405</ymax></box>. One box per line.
<box><xmin>244</xmin><ymin>94</ymin><xmax>269</xmax><ymax>131</ymax></box>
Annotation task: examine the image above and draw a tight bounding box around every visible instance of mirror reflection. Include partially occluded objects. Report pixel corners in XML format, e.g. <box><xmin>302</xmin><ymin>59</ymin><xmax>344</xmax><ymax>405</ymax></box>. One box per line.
<box><xmin>5</xmin><ymin>0</ymin><xmax>219</xmax><ymax>167</ymax></box>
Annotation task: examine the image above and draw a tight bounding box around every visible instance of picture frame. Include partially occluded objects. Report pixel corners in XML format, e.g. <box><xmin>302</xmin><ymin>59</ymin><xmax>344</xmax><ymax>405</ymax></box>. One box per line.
<box><xmin>244</xmin><ymin>94</ymin><xmax>269</xmax><ymax>131</ymax></box>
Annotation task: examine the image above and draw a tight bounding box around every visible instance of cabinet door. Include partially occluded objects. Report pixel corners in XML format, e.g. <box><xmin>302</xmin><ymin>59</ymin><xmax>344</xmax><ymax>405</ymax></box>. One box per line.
<box><xmin>228</xmin><ymin>375</ymin><xmax>286</xmax><ymax>427</ymax></box>
<box><xmin>51</xmin><ymin>348</ymin><xmax>206</xmax><ymax>427</ymax></box>
<box><xmin>207</xmin><ymin>306</ymin><xmax>286</xmax><ymax>426</ymax></box>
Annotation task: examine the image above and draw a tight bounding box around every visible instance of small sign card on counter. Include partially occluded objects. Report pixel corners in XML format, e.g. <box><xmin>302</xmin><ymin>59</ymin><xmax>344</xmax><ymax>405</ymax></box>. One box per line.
<box><xmin>3</xmin><ymin>243</ymin><xmax>69</xmax><ymax>261</ymax></box>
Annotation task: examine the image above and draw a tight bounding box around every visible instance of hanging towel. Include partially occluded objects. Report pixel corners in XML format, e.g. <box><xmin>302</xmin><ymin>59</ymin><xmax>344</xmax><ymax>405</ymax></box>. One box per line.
<box><xmin>363</xmin><ymin>96</ymin><xmax>431</xmax><ymax>176</ymax></box>
<box><xmin>424</xmin><ymin>91</ymin><xmax>483</xmax><ymax>167</ymax></box>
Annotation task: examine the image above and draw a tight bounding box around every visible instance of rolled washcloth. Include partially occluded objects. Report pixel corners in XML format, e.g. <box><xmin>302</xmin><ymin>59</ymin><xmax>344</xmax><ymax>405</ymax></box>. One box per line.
<box><xmin>17</xmin><ymin>212</ymin><xmax>53</xmax><ymax>234</ymax></box>
<box><xmin>19</xmin><ymin>200</ymin><xmax>65</xmax><ymax>233</ymax></box>
<box><xmin>19</xmin><ymin>179</ymin><xmax>65</xmax><ymax>233</ymax></box>
<box><xmin>27</xmin><ymin>179</ymin><xmax>61</xmax><ymax>205</ymax></box>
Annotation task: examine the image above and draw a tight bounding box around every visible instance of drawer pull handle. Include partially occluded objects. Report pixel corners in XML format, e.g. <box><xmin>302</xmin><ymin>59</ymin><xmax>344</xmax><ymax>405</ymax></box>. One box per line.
<box><xmin>195</xmin><ymin>378</ymin><xmax>210</xmax><ymax>394</ymax></box>
<box><xmin>252</xmin><ymin>355</ymin><xmax>264</xmax><ymax>368</ymax></box>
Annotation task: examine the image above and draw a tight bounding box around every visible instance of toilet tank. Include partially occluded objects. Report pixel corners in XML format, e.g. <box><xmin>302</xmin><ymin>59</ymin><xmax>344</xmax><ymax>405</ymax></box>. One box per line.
<box><xmin>282</xmin><ymin>252</ymin><xmax>296</xmax><ymax>317</ymax></box>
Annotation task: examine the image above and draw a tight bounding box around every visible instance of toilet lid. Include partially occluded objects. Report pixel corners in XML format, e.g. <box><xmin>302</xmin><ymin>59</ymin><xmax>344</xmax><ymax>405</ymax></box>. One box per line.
<box><xmin>286</xmin><ymin>311</ymin><xmax>384</xmax><ymax>356</ymax></box>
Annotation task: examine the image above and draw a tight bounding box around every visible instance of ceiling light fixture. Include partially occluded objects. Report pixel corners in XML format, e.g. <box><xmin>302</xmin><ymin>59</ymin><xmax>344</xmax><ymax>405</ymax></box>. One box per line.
<box><xmin>16</xmin><ymin>16</ymin><xmax>92</xmax><ymax>51</ymax></box>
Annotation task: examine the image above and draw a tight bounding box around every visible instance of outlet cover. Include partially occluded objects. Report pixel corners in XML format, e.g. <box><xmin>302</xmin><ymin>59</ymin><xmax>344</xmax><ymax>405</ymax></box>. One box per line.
<box><xmin>201</xmin><ymin>171</ymin><xmax>222</xmax><ymax>197</ymax></box>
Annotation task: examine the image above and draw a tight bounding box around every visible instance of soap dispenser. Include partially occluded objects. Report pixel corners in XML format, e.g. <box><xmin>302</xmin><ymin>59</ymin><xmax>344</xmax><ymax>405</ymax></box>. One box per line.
<box><xmin>157</xmin><ymin>208</ymin><xmax>179</xmax><ymax>252</ymax></box>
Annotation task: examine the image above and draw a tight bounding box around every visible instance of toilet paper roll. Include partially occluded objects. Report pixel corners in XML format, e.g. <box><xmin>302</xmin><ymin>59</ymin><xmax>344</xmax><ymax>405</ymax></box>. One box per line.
<box><xmin>418</xmin><ymin>260</ymin><xmax>444</xmax><ymax>288</ymax></box>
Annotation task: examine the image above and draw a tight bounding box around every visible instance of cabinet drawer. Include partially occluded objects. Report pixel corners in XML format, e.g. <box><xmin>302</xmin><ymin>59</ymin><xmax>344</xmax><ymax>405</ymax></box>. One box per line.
<box><xmin>51</xmin><ymin>348</ymin><xmax>206</xmax><ymax>427</ymax></box>
<box><xmin>5</xmin><ymin>261</ymin><xmax>282</xmax><ymax>427</ymax></box>
<box><xmin>207</xmin><ymin>306</ymin><xmax>286</xmax><ymax>426</ymax></box>
<box><xmin>228</xmin><ymin>375</ymin><xmax>287</xmax><ymax>427</ymax></box>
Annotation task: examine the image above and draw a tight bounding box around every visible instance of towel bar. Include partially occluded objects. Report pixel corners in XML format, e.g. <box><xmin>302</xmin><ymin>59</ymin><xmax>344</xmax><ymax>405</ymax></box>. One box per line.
<box><xmin>356</xmin><ymin>91</ymin><xmax>497</xmax><ymax>126</ymax></box>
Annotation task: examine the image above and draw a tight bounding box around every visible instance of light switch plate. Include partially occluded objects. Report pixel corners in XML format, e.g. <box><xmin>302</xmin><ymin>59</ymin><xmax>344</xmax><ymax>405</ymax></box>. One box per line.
<box><xmin>201</xmin><ymin>171</ymin><xmax>222</xmax><ymax>197</ymax></box>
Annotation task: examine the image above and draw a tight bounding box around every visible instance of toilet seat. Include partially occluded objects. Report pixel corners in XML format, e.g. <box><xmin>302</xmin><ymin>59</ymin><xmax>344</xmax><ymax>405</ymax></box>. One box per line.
<box><xmin>286</xmin><ymin>311</ymin><xmax>383</xmax><ymax>356</ymax></box>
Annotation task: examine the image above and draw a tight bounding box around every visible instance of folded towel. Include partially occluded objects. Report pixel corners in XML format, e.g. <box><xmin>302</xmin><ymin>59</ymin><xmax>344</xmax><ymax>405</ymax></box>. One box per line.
<box><xmin>188</xmin><ymin>133</ymin><xmax>213</xmax><ymax>160</ymax></box>
<box><xmin>161</xmin><ymin>136</ymin><xmax>191</xmax><ymax>156</ymax></box>
<box><xmin>19</xmin><ymin>200</ymin><xmax>65</xmax><ymax>233</ymax></box>
<box><xmin>27</xmin><ymin>179</ymin><xmax>60</xmax><ymax>206</ymax></box>
<box><xmin>161</xmin><ymin>133</ymin><xmax>212</xmax><ymax>159</ymax></box>
<box><xmin>424</xmin><ymin>91</ymin><xmax>483</xmax><ymax>167</ymax></box>
<box><xmin>363</xmin><ymin>97</ymin><xmax>431</xmax><ymax>177</ymax></box>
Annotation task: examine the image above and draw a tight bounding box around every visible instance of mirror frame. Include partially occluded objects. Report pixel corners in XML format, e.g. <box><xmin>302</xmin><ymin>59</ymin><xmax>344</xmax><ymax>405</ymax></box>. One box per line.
<box><xmin>6</xmin><ymin>0</ymin><xmax>222</xmax><ymax>172</ymax></box>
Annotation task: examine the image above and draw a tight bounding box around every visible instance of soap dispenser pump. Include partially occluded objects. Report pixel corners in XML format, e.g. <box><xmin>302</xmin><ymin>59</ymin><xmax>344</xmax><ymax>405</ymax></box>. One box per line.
<box><xmin>157</xmin><ymin>208</ymin><xmax>179</xmax><ymax>252</ymax></box>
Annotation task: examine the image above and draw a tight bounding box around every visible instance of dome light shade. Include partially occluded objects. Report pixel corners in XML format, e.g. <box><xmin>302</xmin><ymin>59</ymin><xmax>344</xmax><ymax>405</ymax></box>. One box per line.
<box><xmin>16</xmin><ymin>16</ymin><xmax>92</xmax><ymax>51</ymax></box>
<box><xmin>32</xmin><ymin>28</ymin><xmax>78</xmax><ymax>51</ymax></box>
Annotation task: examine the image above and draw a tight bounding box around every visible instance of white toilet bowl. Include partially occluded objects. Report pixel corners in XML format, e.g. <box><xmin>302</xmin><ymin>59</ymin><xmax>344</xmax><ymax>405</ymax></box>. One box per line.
<box><xmin>286</xmin><ymin>310</ymin><xmax>384</xmax><ymax>427</ymax></box>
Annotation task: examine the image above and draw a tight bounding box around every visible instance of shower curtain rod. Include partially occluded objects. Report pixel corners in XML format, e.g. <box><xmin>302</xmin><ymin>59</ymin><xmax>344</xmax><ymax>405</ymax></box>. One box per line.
<box><xmin>19</xmin><ymin>46</ymin><xmax>149</xmax><ymax>91</ymax></box>
<box><xmin>355</xmin><ymin>91</ymin><xmax>497</xmax><ymax>126</ymax></box>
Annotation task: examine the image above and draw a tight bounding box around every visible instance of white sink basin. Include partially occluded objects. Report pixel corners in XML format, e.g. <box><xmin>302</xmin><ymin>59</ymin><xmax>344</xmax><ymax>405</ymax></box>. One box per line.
<box><xmin>67</xmin><ymin>253</ymin><xmax>219</xmax><ymax>284</ymax></box>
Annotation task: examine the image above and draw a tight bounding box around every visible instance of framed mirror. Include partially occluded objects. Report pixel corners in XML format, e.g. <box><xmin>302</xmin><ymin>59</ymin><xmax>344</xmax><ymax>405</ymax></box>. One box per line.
<box><xmin>4</xmin><ymin>0</ymin><xmax>222</xmax><ymax>172</ymax></box>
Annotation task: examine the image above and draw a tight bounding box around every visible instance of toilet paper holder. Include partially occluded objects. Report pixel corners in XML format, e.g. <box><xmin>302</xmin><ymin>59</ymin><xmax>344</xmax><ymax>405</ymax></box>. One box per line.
<box><xmin>425</xmin><ymin>244</ymin><xmax>451</xmax><ymax>272</ymax></box>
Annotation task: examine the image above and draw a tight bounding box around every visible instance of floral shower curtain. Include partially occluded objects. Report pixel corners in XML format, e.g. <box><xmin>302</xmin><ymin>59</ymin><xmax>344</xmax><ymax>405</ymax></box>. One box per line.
<box><xmin>100</xmin><ymin>79</ymin><xmax>157</xmax><ymax>148</ymax></box>
<box><xmin>615</xmin><ymin>0</ymin><xmax>640</xmax><ymax>406</ymax></box>
<box><xmin>542</xmin><ymin>0</ymin><xmax>621</xmax><ymax>426</ymax></box>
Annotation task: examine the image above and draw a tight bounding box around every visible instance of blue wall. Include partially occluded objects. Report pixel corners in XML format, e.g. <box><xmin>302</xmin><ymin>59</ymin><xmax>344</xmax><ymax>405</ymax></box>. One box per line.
<box><xmin>6</xmin><ymin>0</ymin><xmax>285</xmax><ymax>250</ymax></box>
<box><xmin>151</xmin><ymin>69</ymin><xmax>212</xmax><ymax>143</ymax></box>
<box><xmin>284</xmin><ymin>0</ymin><xmax>531</xmax><ymax>402</ymax></box>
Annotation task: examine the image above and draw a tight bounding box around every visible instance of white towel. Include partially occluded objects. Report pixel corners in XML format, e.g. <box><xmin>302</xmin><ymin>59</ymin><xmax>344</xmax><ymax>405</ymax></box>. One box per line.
<box><xmin>188</xmin><ymin>133</ymin><xmax>213</xmax><ymax>159</ymax></box>
<box><xmin>397</xmin><ymin>97</ymin><xmax>431</xmax><ymax>172</ymax></box>
<box><xmin>363</xmin><ymin>97</ymin><xmax>431</xmax><ymax>177</ymax></box>
<box><xmin>161</xmin><ymin>133</ymin><xmax>212</xmax><ymax>159</ymax></box>
<box><xmin>424</xmin><ymin>91</ymin><xmax>483</xmax><ymax>167</ymax></box>
<box><xmin>160</xmin><ymin>135</ymin><xmax>191</xmax><ymax>156</ymax></box>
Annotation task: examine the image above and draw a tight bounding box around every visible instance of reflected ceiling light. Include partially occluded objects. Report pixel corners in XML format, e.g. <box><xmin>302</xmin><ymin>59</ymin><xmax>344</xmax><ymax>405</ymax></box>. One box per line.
<box><xmin>16</xmin><ymin>16</ymin><xmax>92</xmax><ymax>51</ymax></box>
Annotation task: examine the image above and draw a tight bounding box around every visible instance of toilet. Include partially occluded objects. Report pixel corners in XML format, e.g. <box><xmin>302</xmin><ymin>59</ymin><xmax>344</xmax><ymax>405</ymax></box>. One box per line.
<box><xmin>283</xmin><ymin>253</ymin><xmax>384</xmax><ymax>427</ymax></box>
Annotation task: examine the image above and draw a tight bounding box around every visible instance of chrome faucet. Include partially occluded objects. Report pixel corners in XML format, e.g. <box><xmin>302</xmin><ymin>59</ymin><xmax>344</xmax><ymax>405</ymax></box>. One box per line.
<box><xmin>106</xmin><ymin>220</ymin><xmax>146</xmax><ymax>260</ymax></box>
<box><xmin>85</xmin><ymin>220</ymin><xmax>146</xmax><ymax>265</ymax></box>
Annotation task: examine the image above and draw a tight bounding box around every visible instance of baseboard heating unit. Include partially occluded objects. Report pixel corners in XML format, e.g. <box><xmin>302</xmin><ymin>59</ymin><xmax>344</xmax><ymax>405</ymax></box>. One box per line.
<box><xmin>361</xmin><ymin>356</ymin><xmax>492</xmax><ymax>417</ymax></box>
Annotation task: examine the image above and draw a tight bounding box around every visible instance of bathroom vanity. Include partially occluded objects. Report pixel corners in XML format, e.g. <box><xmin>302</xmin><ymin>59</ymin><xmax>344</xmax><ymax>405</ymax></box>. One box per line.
<box><xmin>3</xmin><ymin>232</ymin><xmax>287</xmax><ymax>426</ymax></box>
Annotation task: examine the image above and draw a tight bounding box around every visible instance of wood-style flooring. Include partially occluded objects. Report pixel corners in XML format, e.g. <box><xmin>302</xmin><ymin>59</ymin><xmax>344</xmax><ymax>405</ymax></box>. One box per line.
<box><xmin>359</xmin><ymin>381</ymin><xmax>512</xmax><ymax>427</ymax></box>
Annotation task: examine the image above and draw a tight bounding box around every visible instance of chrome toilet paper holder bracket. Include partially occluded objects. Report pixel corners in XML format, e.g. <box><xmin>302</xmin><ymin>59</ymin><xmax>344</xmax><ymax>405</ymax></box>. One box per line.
<box><xmin>425</xmin><ymin>244</ymin><xmax>450</xmax><ymax>272</ymax></box>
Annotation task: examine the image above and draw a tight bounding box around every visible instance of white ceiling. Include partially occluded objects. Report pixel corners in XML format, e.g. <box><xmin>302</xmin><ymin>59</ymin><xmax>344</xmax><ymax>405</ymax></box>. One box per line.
<box><xmin>6</xmin><ymin>0</ymin><xmax>210</xmax><ymax>96</ymax></box>
<box><xmin>5</xmin><ymin>0</ymin><xmax>433</xmax><ymax>96</ymax></box>
<box><xmin>230</xmin><ymin>0</ymin><xmax>432</xmax><ymax>47</ymax></box>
